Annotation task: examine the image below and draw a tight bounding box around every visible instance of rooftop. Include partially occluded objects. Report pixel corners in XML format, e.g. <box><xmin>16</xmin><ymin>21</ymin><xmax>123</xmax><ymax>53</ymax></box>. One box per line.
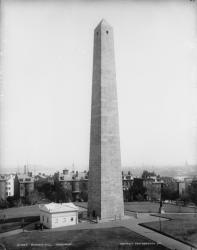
<box><xmin>17</xmin><ymin>174</ymin><xmax>34</xmax><ymax>183</ymax></box>
<box><xmin>39</xmin><ymin>202</ymin><xmax>79</xmax><ymax>213</ymax></box>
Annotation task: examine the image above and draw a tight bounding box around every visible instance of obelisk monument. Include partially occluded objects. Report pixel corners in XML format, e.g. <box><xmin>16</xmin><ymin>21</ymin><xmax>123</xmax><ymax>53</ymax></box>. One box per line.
<box><xmin>88</xmin><ymin>19</ymin><xmax>124</xmax><ymax>220</ymax></box>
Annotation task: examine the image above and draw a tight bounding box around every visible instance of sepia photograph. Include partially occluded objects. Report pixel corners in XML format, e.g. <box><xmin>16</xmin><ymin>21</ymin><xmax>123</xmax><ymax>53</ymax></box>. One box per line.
<box><xmin>0</xmin><ymin>0</ymin><xmax>197</xmax><ymax>249</ymax></box>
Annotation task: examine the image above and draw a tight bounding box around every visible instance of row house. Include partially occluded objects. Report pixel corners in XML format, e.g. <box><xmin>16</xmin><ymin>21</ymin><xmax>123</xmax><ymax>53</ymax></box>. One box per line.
<box><xmin>5</xmin><ymin>174</ymin><xmax>15</xmax><ymax>197</ymax></box>
<box><xmin>57</xmin><ymin>169</ymin><xmax>88</xmax><ymax>201</ymax></box>
<box><xmin>143</xmin><ymin>178</ymin><xmax>163</xmax><ymax>201</ymax></box>
<box><xmin>0</xmin><ymin>175</ymin><xmax>7</xmax><ymax>200</ymax></box>
<box><xmin>122</xmin><ymin>171</ymin><xmax>134</xmax><ymax>202</ymax></box>
<box><xmin>14</xmin><ymin>174</ymin><xmax>34</xmax><ymax>199</ymax></box>
<box><xmin>0</xmin><ymin>174</ymin><xmax>15</xmax><ymax>200</ymax></box>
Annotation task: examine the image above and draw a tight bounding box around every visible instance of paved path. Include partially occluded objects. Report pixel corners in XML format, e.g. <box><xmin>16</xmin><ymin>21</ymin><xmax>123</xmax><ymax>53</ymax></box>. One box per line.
<box><xmin>117</xmin><ymin>214</ymin><xmax>196</xmax><ymax>250</ymax></box>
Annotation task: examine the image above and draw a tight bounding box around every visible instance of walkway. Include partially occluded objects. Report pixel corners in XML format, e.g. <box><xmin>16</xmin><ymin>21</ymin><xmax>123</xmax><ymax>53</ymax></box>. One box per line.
<box><xmin>117</xmin><ymin>214</ymin><xmax>196</xmax><ymax>250</ymax></box>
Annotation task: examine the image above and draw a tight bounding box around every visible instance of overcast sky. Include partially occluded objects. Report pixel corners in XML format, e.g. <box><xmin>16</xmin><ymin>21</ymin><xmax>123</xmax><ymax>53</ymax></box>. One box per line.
<box><xmin>1</xmin><ymin>0</ymin><xmax>197</xmax><ymax>173</ymax></box>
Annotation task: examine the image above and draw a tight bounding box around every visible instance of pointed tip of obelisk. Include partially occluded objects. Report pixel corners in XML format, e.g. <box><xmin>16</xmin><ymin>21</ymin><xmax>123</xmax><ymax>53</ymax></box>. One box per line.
<box><xmin>96</xmin><ymin>19</ymin><xmax>112</xmax><ymax>29</ymax></box>
<box><xmin>100</xmin><ymin>19</ymin><xmax>109</xmax><ymax>25</ymax></box>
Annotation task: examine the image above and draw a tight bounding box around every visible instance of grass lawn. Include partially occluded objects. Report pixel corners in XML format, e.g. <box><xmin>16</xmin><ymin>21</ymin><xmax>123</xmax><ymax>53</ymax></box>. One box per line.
<box><xmin>141</xmin><ymin>214</ymin><xmax>197</xmax><ymax>248</ymax></box>
<box><xmin>0</xmin><ymin>205</ymin><xmax>40</xmax><ymax>220</ymax></box>
<box><xmin>75</xmin><ymin>201</ymin><xmax>197</xmax><ymax>213</ymax></box>
<box><xmin>0</xmin><ymin>216</ymin><xmax>40</xmax><ymax>233</ymax></box>
<box><xmin>1</xmin><ymin>201</ymin><xmax>195</xmax><ymax>220</ymax></box>
<box><xmin>0</xmin><ymin>227</ymin><xmax>169</xmax><ymax>250</ymax></box>
<box><xmin>124</xmin><ymin>202</ymin><xmax>197</xmax><ymax>213</ymax></box>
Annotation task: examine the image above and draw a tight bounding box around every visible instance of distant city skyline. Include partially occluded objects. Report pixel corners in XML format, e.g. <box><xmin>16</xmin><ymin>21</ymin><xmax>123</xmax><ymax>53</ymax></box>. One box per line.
<box><xmin>1</xmin><ymin>0</ymin><xmax>197</xmax><ymax>172</ymax></box>
<box><xmin>1</xmin><ymin>162</ymin><xmax>197</xmax><ymax>178</ymax></box>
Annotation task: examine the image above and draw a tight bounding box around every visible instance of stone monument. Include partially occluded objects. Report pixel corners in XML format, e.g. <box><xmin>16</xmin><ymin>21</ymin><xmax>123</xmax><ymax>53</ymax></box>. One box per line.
<box><xmin>88</xmin><ymin>19</ymin><xmax>124</xmax><ymax>220</ymax></box>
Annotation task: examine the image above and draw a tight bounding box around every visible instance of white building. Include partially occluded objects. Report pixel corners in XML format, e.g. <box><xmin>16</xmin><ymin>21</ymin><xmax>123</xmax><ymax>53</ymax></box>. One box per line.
<box><xmin>39</xmin><ymin>202</ymin><xmax>79</xmax><ymax>229</ymax></box>
<box><xmin>5</xmin><ymin>174</ymin><xmax>15</xmax><ymax>197</ymax></box>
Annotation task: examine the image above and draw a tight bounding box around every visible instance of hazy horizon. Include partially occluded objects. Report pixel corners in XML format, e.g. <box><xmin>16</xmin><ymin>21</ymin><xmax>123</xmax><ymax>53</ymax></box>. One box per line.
<box><xmin>1</xmin><ymin>0</ymin><xmax>197</xmax><ymax>172</ymax></box>
<box><xmin>1</xmin><ymin>162</ymin><xmax>197</xmax><ymax>176</ymax></box>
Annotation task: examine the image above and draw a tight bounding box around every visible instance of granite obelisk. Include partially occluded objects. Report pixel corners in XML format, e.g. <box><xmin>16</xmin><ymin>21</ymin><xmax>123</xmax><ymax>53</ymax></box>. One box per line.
<box><xmin>88</xmin><ymin>19</ymin><xmax>124</xmax><ymax>220</ymax></box>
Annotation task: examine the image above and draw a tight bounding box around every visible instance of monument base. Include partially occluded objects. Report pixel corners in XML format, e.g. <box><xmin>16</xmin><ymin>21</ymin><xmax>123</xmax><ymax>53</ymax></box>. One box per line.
<box><xmin>88</xmin><ymin>214</ymin><xmax>128</xmax><ymax>223</ymax></box>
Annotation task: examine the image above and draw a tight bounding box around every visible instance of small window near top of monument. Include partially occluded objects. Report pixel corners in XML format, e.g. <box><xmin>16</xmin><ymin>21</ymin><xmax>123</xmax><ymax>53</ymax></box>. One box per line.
<box><xmin>106</xmin><ymin>30</ymin><xmax>109</xmax><ymax>34</ymax></box>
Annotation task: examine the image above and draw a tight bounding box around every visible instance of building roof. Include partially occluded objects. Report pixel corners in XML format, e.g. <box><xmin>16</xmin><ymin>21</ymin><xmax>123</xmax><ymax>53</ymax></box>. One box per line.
<box><xmin>75</xmin><ymin>172</ymin><xmax>88</xmax><ymax>180</ymax></box>
<box><xmin>39</xmin><ymin>202</ymin><xmax>79</xmax><ymax>213</ymax></box>
<box><xmin>59</xmin><ymin>173</ymin><xmax>73</xmax><ymax>181</ymax></box>
<box><xmin>17</xmin><ymin>174</ymin><xmax>34</xmax><ymax>183</ymax></box>
<box><xmin>0</xmin><ymin>174</ymin><xmax>15</xmax><ymax>181</ymax></box>
<box><xmin>0</xmin><ymin>175</ymin><xmax>7</xmax><ymax>181</ymax></box>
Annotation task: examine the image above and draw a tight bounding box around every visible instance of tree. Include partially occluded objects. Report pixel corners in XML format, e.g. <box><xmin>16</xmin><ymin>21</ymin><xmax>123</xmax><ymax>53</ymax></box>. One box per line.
<box><xmin>79</xmin><ymin>181</ymin><xmax>88</xmax><ymax>202</ymax></box>
<box><xmin>179</xmin><ymin>192</ymin><xmax>191</xmax><ymax>205</ymax></box>
<box><xmin>189</xmin><ymin>181</ymin><xmax>197</xmax><ymax>205</ymax></box>
<box><xmin>26</xmin><ymin>190</ymin><xmax>43</xmax><ymax>205</ymax></box>
<box><xmin>54</xmin><ymin>181</ymin><xmax>72</xmax><ymax>203</ymax></box>
<box><xmin>6</xmin><ymin>196</ymin><xmax>18</xmax><ymax>207</ymax></box>
<box><xmin>132</xmin><ymin>179</ymin><xmax>147</xmax><ymax>201</ymax></box>
<box><xmin>35</xmin><ymin>176</ymin><xmax>74</xmax><ymax>203</ymax></box>
<box><xmin>80</xmin><ymin>190</ymin><xmax>88</xmax><ymax>202</ymax></box>
<box><xmin>162</xmin><ymin>184</ymin><xmax>179</xmax><ymax>201</ymax></box>
<box><xmin>0</xmin><ymin>199</ymin><xmax>9</xmax><ymax>209</ymax></box>
<box><xmin>36</xmin><ymin>182</ymin><xmax>56</xmax><ymax>201</ymax></box>
<box><xmin>146</xmin><ymin>184</ymin><xmax>161</xmax><ymax>201</ymax></box>
<box><xmin>141</xmin><ymin>170</ymin><xmax>156</xmax><ymax>179</ymax></box>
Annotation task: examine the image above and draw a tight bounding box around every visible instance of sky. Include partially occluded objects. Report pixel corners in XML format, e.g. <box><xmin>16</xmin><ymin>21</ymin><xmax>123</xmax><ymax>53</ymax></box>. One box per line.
<box><xmin>1</xmin><ymin>0</ymin><xmax>197</xmax><ymax>173</ymax></box>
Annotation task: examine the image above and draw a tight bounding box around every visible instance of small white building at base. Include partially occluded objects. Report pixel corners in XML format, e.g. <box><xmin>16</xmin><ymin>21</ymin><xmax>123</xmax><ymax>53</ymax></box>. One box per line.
<box><xmin>39</xmin><ymin>202</ymin><xmax>79</xmax><ymax>229</ymax></box>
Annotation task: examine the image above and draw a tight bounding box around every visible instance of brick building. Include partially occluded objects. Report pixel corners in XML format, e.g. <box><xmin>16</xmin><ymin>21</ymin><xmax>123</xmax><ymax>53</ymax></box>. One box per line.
<box><xmin>0</xmin><ymin>175</ymin><xmax>7</xmax><ymax>200</ymax></box>
<box><xmin>14</xmin><ymin>174</ymin><xmax>34</xmax><ymax>199</ymax></box>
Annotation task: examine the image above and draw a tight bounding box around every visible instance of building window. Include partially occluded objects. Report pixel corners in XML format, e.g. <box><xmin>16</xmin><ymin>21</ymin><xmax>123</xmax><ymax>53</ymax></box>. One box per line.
<box><xmin>97</xmin><ymin>32</ymin><xmax>99</xmax><ymax>35</ymax></box>
<box><xmin>42</xmin><ymin>216</ymin><xmax>44</xmax><ymax>222</ymax></box>
<box><xmin>71</xmin><ymin>217</ymin><xmax>73</xmax><ymax>221</ymax></box>
<box><xmin>106</xmin><ymin>30</ymin><xmax>109</xmax><ymax>34</ymax></box>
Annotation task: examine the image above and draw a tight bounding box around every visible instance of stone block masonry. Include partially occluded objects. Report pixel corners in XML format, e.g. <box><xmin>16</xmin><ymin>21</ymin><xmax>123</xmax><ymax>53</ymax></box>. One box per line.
<box><xmin>88</xmin><ymin>19</ymin><xmax>124</xmax><ymax>220</ymax></box>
